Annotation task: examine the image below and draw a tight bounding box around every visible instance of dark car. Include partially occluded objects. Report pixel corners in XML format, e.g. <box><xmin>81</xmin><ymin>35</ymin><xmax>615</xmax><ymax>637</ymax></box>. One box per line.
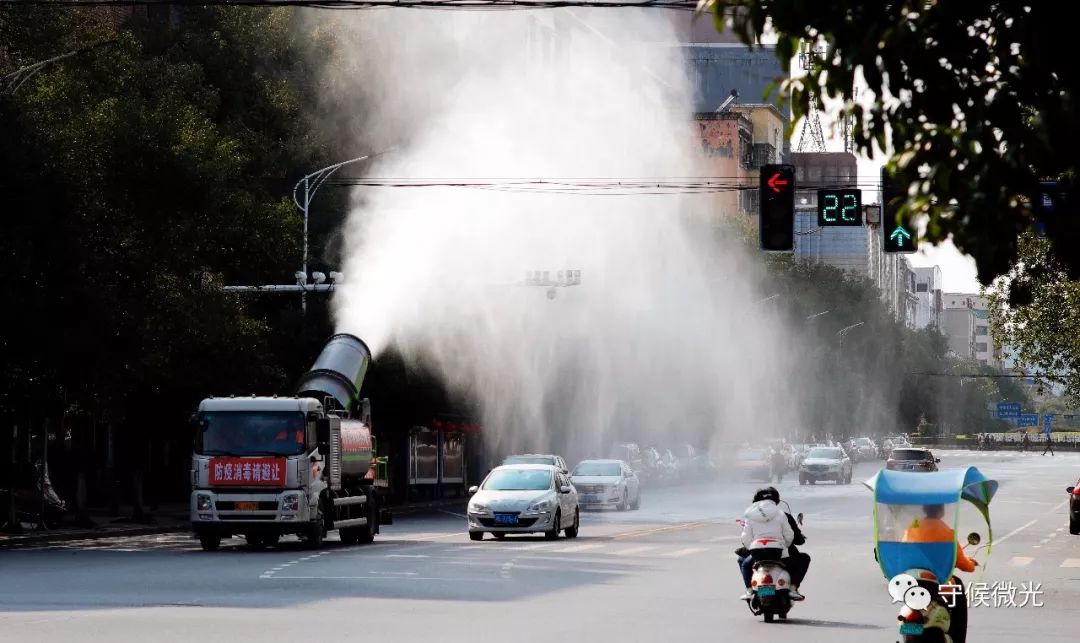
<box><xmin>1067</xmin><ymin>480</ymin><xmax>1080</xmax><ymax>535</ymax></box>
<box><xmin>885</xmin><ymin>448</ymin><xmax>940</xmax><ymax>472</ymax></box>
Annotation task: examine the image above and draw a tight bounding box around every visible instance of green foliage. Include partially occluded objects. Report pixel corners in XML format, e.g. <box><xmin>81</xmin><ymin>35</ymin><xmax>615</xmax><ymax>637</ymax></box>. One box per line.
<box><xmin>0</xmin><ymin>7</ymin><xmax>331</xmax><ymax>428</ymax></box>
<box><xmin>987</xmin><ymin>235</ymin><xmax>1080</xmax><ymax>403</ymax></box>
<box><xmin>703</xmin><ymin>1</ymin><xmax>1080</xmax><ymax>284</ymax></box>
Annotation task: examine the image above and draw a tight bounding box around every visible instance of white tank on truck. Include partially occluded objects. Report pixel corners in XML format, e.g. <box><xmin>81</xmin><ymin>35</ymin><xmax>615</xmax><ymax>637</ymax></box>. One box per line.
<box><xmin>189</xmin><ymin>334</ymin><xmax>391</xmax><ymax>551</ymax></box>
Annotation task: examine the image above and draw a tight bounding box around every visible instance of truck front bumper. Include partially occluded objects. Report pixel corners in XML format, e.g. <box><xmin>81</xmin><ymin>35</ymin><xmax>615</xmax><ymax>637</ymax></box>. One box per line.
<box><xmin>191</xmin><ymin>489</ymin><xmax>311</xmax><ymax>537</ymax></box>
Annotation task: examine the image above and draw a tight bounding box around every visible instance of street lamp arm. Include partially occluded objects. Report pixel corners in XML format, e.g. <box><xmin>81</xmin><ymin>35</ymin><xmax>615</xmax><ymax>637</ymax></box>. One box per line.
<box><xmin>836</xmin><ymin>321</ymin><xmax>865</xmax><ymax>337</ymax></box>
<box><xmin>291</xmin><ymin>153</ymin><xmax>374</xmax><ymax>211</ymax></box>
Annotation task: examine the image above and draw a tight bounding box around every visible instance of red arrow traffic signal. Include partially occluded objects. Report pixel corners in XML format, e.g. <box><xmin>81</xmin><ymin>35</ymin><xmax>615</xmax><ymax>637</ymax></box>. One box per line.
<box><xmin>767</xmin><ymin>172</ymin><xmax>790</xmax><ymax>193</ymax></box>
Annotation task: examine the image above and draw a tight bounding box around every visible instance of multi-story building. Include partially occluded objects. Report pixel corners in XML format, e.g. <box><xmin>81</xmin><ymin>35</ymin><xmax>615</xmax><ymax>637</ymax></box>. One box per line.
<box><xmin>942</xmin><ymin>293</ymin><xmax>999</xmax><ymax>367</ymax></box>
<box><xmin>694</xmin><ymin>102</ymin><xmax>786</xmax><ymax>218</ymax></box>
<box><xmin>912</xmin><ymin>266</ymin><xmax>944</xmax><ymax>329</ymax></box>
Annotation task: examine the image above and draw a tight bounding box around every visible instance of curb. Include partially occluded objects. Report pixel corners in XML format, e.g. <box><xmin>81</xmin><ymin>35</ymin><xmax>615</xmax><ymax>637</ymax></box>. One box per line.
<box><xmin>0</xmin><ymin>524</ymin><xmax>190</xmax><ymax>547</ymax></box>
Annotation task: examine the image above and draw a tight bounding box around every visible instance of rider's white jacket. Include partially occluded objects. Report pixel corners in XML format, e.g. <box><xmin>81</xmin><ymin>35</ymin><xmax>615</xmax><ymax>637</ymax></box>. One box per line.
<box><xmin>740</xmin><ymin>500</ymin><xmax>795</xmax><ymax>551</ymax></box>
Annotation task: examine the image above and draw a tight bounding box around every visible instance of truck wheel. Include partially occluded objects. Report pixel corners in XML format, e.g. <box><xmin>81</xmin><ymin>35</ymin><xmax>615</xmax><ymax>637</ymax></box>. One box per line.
<box><xmin>357</xmin><ymin>499</ymin><xmax>376</xmax><ymax>544</ymax></box>
<box><xmin>245</xmin><ymin>534</ymin><xmax>266</xmax><ymax>549</ymax></box>
<box><xmin>339</xmin><ymin>527</ymin><xmax>357</xmax><ymax>545</ymax></box>
<box><xmin>199</xmin><ymin>534</ymin><xmax>222</xmax><ymax>552</ymax></box>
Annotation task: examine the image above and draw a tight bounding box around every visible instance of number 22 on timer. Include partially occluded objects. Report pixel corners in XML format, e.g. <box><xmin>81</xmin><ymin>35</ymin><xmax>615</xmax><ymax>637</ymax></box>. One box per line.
<box><xmin>822</xmin><ymin>193</ymin><xmax>858</xmax><ymax>223</ymax></box>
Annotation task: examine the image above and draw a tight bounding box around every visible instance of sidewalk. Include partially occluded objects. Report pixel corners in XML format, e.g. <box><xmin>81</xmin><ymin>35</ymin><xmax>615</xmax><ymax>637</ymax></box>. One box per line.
<box><xmin>0</xmin><ymin>497</ymin><xmax>466</xmax><ymax>547</ymax></box>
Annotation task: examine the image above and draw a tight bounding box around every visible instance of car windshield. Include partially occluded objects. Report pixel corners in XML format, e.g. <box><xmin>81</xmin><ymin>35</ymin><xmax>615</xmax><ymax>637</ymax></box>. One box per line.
<box><xmin>196</xmin><ymin>411</ymin><xmax>306</xmax><ymax>456</ymax></box>
<box><xmin>484</xmin><ymin>469</ymin><xmax>552</xmax><ymax>491</ymax></box>
<box><xmin>856</xmin><ymin>438</ymin><xmax>871</xmax><ymax>445</ymax></box>
<box><xmin>504</xmin><ymin>455</ymin><xmax>555</xmax><ymax>466</ymax></box>
<box><xmin>891</xmin><ymin>449</ymin><xmax>930</xmax><ymax>461</ymax></box>
<box><xmin>737</xmin><ymin>449</ymin><xmax>767</xmax><ymax>460</ymax></box>
<box><xmin>807</xmin><ymin>447</ymin><xmax>842</xmax><ymax>459</ymax></box>
<box><xmin>573</xmin><ymin>462</ymin><xmax>622</xmax><ymax>476</ymax></box>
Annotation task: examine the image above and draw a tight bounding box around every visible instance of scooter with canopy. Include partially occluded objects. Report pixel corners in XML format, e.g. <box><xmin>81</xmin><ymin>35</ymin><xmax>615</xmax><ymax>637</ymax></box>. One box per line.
<box><xmin>865</xmin><ymin>466</ymin><xmax>997</xmax><ymax>643</ymax></box>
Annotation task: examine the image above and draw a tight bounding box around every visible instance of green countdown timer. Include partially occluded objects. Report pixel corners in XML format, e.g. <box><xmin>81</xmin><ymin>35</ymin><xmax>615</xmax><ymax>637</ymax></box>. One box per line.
<box><xmin>817</xmin><ymin>188</ymin><xmax>862</xmax><ymax>226</ymax></box>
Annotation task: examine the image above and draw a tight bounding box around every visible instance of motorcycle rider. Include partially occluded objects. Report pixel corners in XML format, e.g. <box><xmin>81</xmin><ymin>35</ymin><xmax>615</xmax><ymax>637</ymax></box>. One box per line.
<box><xmin>737</xmin><ymin>487</ymin><xmax>809</xmax><ymax>601</ymax></box>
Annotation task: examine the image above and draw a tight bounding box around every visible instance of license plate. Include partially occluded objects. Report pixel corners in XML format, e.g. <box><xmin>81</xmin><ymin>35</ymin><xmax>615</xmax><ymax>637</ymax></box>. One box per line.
<box><xmin>580</xmin><ymin>494</ymin><xmax>599</xmax><ymax>503</ymax></box>
<box><xmin>494</xmin><ymin>513</ymin><xmax>518</xmax><ymax>525</ymax></box>
<box><xmin>235</xmin><ymin>501</ymin><xmax>258</xmax><ymax>511</ymax></box>
<box><xmin>756</xmin><ymin>586</ymin><xmax>775</xmax><ymax>597</ymax></box>
<box><xmin>899</xmin><ymin>622</ymin><xmax>924</xmax><ymax>636</ymax></box>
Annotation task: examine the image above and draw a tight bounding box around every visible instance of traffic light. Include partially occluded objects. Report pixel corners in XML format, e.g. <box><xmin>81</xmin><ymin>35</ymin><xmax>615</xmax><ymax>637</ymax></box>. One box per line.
<box><xmin>881</xmin><ymin>167</ymin><xmax>916</xmax><ymax>253</ymax></box>
<box><xmin>759</xmin><ymin>164</ymin><xmax>795</xmax><ymax>251</ymax></box>
<box><xmin>817</xmin><ymin>188</ymin><xmax>862</xmax><ymax>226</ymax></box>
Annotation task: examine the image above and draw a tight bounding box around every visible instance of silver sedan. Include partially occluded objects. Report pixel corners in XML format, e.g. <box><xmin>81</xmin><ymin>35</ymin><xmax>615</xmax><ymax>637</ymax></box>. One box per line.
<box><xmin>467</xmin><ymin>464</ymin><xmax>580</xmax><ymax>541</ymax></box>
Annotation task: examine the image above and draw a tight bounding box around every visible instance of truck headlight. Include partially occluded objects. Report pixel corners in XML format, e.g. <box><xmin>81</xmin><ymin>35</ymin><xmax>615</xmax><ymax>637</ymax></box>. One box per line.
<box><xmin>282</xmin><ymin>494</ymin><xmax>301</xmax><ymax>512</ymax></box>
<box><xmin>196</xmin><ymin>494</ymin><xmax>213</xmax><ymax>511</ymax></box>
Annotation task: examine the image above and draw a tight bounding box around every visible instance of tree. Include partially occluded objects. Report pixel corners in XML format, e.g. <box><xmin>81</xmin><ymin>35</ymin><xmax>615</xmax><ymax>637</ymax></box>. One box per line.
<box><xmin>987</xmin><ymin>234</ymin><xmax>1080</xmax><ymax>403</ymax></box>
<box><xmin>0</xmin><ymin>7</ymin><xmax>334</xmax><ymax>508</ymax></box>
<box><xmin>702</xmin><ymin>1</ymin><xmax>1080</xmax><ymax>285</ymax></box>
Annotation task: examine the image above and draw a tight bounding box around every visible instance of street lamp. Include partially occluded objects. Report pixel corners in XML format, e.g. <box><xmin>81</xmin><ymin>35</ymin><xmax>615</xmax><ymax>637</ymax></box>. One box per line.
<box><xmin>292</xmin><ymin>154</ymin><xmax>373</xmax><ymax>313</ymax></box>
<box><xmin>806</xmin><ymin>310</ymin><xmax>830</xmax><ymax>323</ymax></box>
<box><xmin>837</xmin><ymin>321</ymin><xmax>865</xmax><ymax>351</ymax></box>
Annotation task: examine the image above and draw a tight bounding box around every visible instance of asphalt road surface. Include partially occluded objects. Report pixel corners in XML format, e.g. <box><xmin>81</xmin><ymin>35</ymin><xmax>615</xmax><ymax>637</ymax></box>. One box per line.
<box><xmin>2</xmin><ymin>449</ymin><xmax>1077</xmax><ymax>642</ymax></box>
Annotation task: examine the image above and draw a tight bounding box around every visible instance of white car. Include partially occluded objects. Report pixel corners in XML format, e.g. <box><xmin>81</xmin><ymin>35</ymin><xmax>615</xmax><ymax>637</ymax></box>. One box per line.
<box><xmin>467</xmin><ymin>464</ymin><xmax>579</xmax><ymax>541</ymax></box>
<box><xmin>571</xmin><ymin>459</ymin><xmax>641</xmax><ymax>510</ymax></box>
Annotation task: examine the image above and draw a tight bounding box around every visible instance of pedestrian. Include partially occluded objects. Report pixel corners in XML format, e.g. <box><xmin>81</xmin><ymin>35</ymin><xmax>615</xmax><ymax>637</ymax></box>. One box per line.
<box><xmin>1042</xmin><ymin>434</ymin><xmax>1055</xmax><ymax>456</ymax></box>
<box><xmin>770</xmin><ymin>448</ymin><xmax>786</xmax><ymax>483</ymax></box>
<box><xmin>1021</xmin><ymin>433</ymin><xmax>1030</xmax><ymax>452</ymax></box>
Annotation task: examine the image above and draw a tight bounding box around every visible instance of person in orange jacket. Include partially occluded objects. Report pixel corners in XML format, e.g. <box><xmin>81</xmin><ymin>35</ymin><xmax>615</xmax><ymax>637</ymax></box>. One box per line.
<box><xmin>902</xmin><ymin>504</ymin><xmax>976</xmax><ymax>643</ymax></box>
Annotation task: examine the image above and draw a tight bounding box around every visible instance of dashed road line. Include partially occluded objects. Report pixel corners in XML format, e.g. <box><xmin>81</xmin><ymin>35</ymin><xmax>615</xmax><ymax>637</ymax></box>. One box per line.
<box><xmin>1009</xmin><ymin>557</ymin><xmax>1034</xmax><ymax>567</ymax></box>
<box><xmin>550</xmin><ymin>543</ymin><xmax>604</xmax><ymax>554</ymax></box>
<box><xmin>1060</xmin><ymin>558</ymin><xmax>1080</xmax><ymax>568</ymax></box>
<box><xmin>613</xmin><ymin>545</ymin><xmax>658</xmax><ymax>556</ymax></box>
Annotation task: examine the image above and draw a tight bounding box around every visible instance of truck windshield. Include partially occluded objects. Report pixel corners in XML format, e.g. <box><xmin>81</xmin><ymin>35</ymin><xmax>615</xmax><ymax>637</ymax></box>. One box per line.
<box><xmin>196</xmin><ymin>411</ymin><xmax>307</xmax><ymax>456</ymax></box>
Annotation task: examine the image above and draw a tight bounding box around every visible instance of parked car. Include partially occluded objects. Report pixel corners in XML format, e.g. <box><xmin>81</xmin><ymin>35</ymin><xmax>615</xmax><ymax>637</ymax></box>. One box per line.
<box><xmin>885</xmin><ymin>448</ymin><xmax>940</xmax><ymax>472</ymax></box>
<box><xmin>1066</xmin><ymin>480</ymin><xmax>1080</xmax><ymax>535</ymax></box>
<box><xmin>571</xmin><ymin>459</ymin><xmax>640</xmax><ymax>511</ymax></box>
<box><xmin>734</xmin><ymin>447</ymin><xmax>772</xmax><ymax>481</ymax></box>
<box><xmin>467</xmin><ymin>464</ymin><xmax>579</xmax><ymax>540</ymax></box>
<box><xmin>503</xmin><ymin>453</ymin><xmax>569</xmax><ymax>474</ymax></box>
<box><xmin>799</xmin><ymin>446</ymin><xmax>853</xmax><ymax>485</ymax></box>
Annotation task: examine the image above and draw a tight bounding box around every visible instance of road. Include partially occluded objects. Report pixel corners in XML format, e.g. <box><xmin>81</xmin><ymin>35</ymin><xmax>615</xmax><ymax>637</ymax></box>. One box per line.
<box><xmin>1</xmin><ymin>450</ymin><xmax>1077</xmax><ymax>642</ymax></box>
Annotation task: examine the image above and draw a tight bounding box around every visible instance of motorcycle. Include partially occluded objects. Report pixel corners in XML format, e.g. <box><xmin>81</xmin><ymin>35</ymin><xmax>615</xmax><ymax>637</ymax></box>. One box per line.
<box><xmin>736</xmin><ymin>504</ymin><xmax>805</xmax><ymax>623</ymax></box>
<box><xmin>866</xmin><ymin>466</ymin><xmax>998</xmax><ymax>643</ymax></box>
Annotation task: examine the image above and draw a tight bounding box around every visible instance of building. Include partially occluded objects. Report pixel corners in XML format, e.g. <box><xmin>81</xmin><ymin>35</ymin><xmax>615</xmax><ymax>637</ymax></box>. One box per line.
<box><xmin>912</xmin><ymin>266</ymin><xmax>944</xmax><ymax>329</ymax></box>
<box><xmin>941</xmin><ymin>293</ymin><xmax>999</xmax><ymax>367</ymax></box>
<box><xmin>682</xmin><ymin>44</ymin><xmax>787</xmax><ymax>115</ymax></box>
<box><xmin>694</xmin><ymin>102</ymin><xmax>786</xmax><ymax>218</ymax></box>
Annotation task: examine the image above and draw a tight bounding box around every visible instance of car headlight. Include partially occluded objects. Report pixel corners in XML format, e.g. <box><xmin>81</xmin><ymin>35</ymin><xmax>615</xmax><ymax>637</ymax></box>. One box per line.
<box><xmin>469</xmin><ymin>502</ymin><xmax>490</xmax><ymax>513</ymax></box>
<box><xmin>196</xmin><ymin>494</ymin><xmax>213</xmax><ymax>511</ymax></box>
<box><xmin>527</xmin><ymin>499</ymin><xmax>552</xmax><ymax>512</ymax></box>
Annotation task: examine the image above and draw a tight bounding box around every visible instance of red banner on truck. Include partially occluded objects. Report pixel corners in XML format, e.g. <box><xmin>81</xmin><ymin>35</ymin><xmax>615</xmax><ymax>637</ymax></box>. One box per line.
<box><xmin>209</xmin><ymin>457</ymin><xmax>287</xmax><ymax>487</ymax></box>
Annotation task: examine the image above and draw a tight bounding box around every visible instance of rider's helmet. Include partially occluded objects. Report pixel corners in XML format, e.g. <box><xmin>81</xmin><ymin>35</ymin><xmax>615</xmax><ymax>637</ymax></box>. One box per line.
<box><xmin>753</xmin><ymin>487</ymin><xmax>780</xmax><ymax>504</ymax></box>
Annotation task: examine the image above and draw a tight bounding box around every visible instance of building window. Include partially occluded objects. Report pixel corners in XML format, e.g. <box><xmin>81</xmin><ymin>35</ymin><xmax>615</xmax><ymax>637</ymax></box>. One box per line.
<box><xmin>975</xmin><ymin>342</ymin><xmax>988</xmax><ymax>353</ymax></box>
<box><xmin>916</xmin><ymin>283</ymin><xmax>929</xmax><ymax>292</ymax></box>
<box><xmin>975</xmin><ymin>325</ymin><xmax>988</xmax><ymax>336</ymax></box>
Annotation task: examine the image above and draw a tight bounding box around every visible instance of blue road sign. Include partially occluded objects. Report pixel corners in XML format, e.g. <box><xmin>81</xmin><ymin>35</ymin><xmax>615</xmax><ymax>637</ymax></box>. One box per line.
<box><xmin>1044</xmin><ymin>413</ymin><xmax>1054</xmax><ymax>435</ymax></box>
<box><xmin>996</xmin><ymin>402</ymin><xmax>1021</xmax><ymax>419</ymax></box>
<box><xmin>1018</xmin><ymin>413</ymin><xmax>1040</xmax><ymax>427</ymax></box>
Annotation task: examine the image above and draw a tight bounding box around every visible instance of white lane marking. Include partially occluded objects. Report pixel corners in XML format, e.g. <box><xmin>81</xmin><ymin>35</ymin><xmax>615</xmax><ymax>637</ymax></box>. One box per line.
<box><xmin>385</xmin><ymin>554</ymin><xmax>430</xmax><ymax>559</ymax></box>
<box><xmin>1061</xmin><ymin>559</ymin><xmax>1080</xmax><ymax>568</ymax></box>
<box><xmin>613</xmin><ymin>545</ymin><xmax>658</xmax><ymax>556</ymax></box>
<box><xmin>1048</xmin><ymin>532</ymin><xmax>1059</xmax><ymax>539</ymax></box>
<box><xmin>994</xmin><ymin>519</ymin><xmax>1038</xmax><ymax>545</ymax></box>
<box><xmin>507</xmin><ymin>543</ymin><xmax>549</xmax><ymax>551</ymax></box>
<box><xmin>438</xmin><ymin>510</ymin><xmax>468</xmax><ymax>519</ymax></box>
<box><xmin>1039</xmin><ymin>538</ymin><xmax>1051</xmax><ymax>545</ymax></box>
<box><xmin>550</xmin><ymin>543</ymin><xmax>604</xmax><ymax>553</ymax></box>
<box><xmin>500</xmin><ymin>561</ymin><xmax>514</xmax><ymax>580</ymax></box>
<box><xmin>1009</xmin><ymin>557</ymin><xmax>1034</xmax><ymax>567</ymax></box>
<box><xmin>1056</xmin><ymin>526</ymin><xmax>1066</xmax><ymax>533</ymax></box>
<box><xmin>704</xmin><ymin>535</ymin><xmax>739</xmax><ymax>543</ymax></box>
<box><xmin>662</xmin><ymin>547</ymin><xmax>708</xmax><ymax>558</ymax></box>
